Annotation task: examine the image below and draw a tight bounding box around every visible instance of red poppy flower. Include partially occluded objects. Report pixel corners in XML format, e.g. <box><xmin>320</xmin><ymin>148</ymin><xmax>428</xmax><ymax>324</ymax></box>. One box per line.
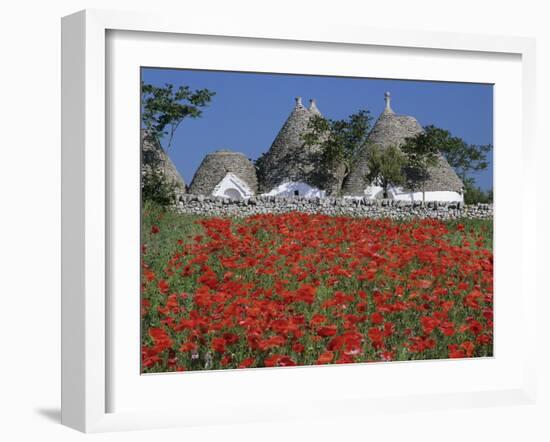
<box><xmin>238</xmin><ymin>358</ymin><xmax>255</xmax><ymax>369</ymax></box>
<box><xmin>143</xmin><ymin>267</ymin><xmax>155</xmax><ymax>282</ymax></box>
<box><xmin>258</xmin><ymin>335</ymin><xmax>286</xmax><ymax>351</ymax></box>
<box><xmin>370</xmin><ymin>312</ymin><xmax>384</xmax><ymax>325</ymax></box>
<box><xmin>158</xmin><ymin>279</ymin><xmax>169</xmax><ymax>294</ymax></box>
<box><xmin>420</xmin><ymin>316</ymin><xmax>440</xmax><ymax>335</ymax></box>
<box><xmin>316</xmin><ymin>351</ymin><xmax>334</xmax><ymax>364</ymax></box>
<box><xmin>211</xmin><ymin>337</ymin><xmax>226</xmax><ymax>353</ymax></box>
<box><xmin>179</xmin><ymin>342</ymin><xmax>197</xmax><ymax>352</ymax></box>
<box><xmin>448</xmin><ymin>345</ymin><xmax>466</xmax><ymax>358</ymax></box>
<box><xmin>415</xmin><ymin>279</ymin><xmax>432</xmax><ymax>289</ymax></box>
<box><xmin>148</xmin><ymin>327</ymin><xmax>172</xmax><ymax>353</ymax></box>
<box><xmin>461</xmin><ymin>341</ymin><xmax>475</xmax><ymax>357</ymax></box>
<box><xmin>439</xmin><ymin>321</ymin><xmax>456</xmax><ymax>337</ymax></box>
<box><xmin>476</xmin><ymin>334</ymin><xmax>492</xmax><ymax>345</ymax></box>
<box><xmin>368</xmin><ymin>328</ymin><xmax>384</xmax><ymax>349</ymax></box>
<box><xmin>317</xmin><ymin>325</ymin><xmax>337</xmax><ymax>337</ymax></box>
<box><xmin>468</xmin><ymin>319</ymin><xmax>483</xmax><ymax>335</ymax></box>
<box><xmin>264</xmin><ymin>354</ymin><xmax>296</xmax><ymax>367</ymax></box>
<box><xmin>310</xmin><ymin>314</ymin><xmax>327</xmax><ymax>326</ymax></box>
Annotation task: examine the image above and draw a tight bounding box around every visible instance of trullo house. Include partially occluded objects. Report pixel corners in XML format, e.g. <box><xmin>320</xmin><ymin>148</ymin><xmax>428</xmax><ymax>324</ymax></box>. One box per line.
<box><xmin>188</xmin><ymin>150</ymin><xmax>258</xmax><ymax>200</ymax></box>
<box><xmin>342</xmin><ymin>92</ymin><xmax>465</xmax><ymax>202</ymax></box>
<box><xmin>141</xmin><ymin>129</ymin><xmax>186</xmax><ymax>199</ymax></box>
<box><xmin>256</xmin><ymin>97</ymin><xmax>339</xmax><ymax>197</ymax></box>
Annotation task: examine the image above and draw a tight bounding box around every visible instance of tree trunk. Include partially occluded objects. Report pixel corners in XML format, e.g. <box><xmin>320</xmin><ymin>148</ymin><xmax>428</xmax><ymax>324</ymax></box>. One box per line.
<box><xmin>336</xmin><ymin>173</ymin><xmax>346</xmax><ymax>196</ymax></box>
<box><xmin>333</xmin><ymin>163</ymin><xmax>349</xmax><ymax>196</ymax></box>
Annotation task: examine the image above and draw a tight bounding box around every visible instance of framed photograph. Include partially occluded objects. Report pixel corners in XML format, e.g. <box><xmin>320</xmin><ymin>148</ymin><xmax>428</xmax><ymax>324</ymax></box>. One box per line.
<box><xmin>61</xmin><ymin>9</ymin><xmax>537</xmax><ymax>433</ymax></box>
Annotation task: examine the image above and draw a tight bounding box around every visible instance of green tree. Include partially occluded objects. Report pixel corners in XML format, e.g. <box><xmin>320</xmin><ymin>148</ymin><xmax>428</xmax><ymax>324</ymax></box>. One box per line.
<box><xmin>400</xmin><ymin>127</ymin><xmax>441</xmax><ymax>201</ymax></box>
<box><xmin>141</xmin><ymin>82</ymin><xmax>216</xmax><ymax>150</ymax></box>
<box><xmin>364</xmin><ymin>144</ymin><xmax>407</xmax><ymax>198</ymax></box>
<box><xmin>140</xmin><ymin>82</ymin><xmax>215</xmax><ymax>207</ymax></box>
<box><xmin>302</xmin><ymin>110</ymin><xmax>372</xmax><ymax>194</ymax></box>
<box><xmin>403</xmin><ymin>125</ymin><xmax>492</xmax><ymax>203</ymax></box>
<box><xmin>420</xmin><ymin>125</ymin><xmax>492</xmax><ymax>182</ymax></box>
<box><xmin>141</xmin><ymin>167</ymin><xmax>177</xmax><ymax>206</ymax></box>
<box><xmin>463</xmin><ymin>179</ymin><xmax>493</xmax><ymax>204</ymax></box>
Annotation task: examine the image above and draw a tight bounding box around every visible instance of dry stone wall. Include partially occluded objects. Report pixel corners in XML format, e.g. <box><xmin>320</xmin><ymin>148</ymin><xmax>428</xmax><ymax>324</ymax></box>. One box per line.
<box><xmin>175</xmin><ymin>195</ymin><xmax>493</xmax><ymax>220</ymax></box>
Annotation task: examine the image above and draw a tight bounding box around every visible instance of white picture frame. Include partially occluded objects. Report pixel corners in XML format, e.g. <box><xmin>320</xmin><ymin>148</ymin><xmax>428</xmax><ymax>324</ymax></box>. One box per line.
<box><xmin>61</xmin><ymin>9</ymin><xmax>537</xmax><ymax>433</ymax></box>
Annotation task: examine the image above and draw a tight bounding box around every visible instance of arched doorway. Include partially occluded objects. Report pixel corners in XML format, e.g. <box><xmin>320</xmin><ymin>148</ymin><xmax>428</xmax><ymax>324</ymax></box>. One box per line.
<box><xmin>223</xmin><ymin>188</ymin><xmax>242</xmax><ymax>200</ymax></box>
<box><xmin>212</xmin><ymin>173</ymin><xmax>253</xmax><ymax>200</ymax></box>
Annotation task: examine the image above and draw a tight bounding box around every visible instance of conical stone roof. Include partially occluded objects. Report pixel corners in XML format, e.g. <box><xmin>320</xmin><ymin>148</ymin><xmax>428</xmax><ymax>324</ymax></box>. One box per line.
<box><xmin>189</xmin><ymin>150</ymin><xmax>258</xmax><ymax>195</ymax></box>
<box><xmin>342</xmin><ymin>92</ymin><xmax>464</xmax><ymax>196</ymax></box>
<box><xmin>256</xmin><ymin>97</ymin><xmax>327</xmax><ymax>193</ymax></box>
<box><xmin>141</xmin><ymin>129</ymin><xmax>186</xmax><ymax>197</ymax></box>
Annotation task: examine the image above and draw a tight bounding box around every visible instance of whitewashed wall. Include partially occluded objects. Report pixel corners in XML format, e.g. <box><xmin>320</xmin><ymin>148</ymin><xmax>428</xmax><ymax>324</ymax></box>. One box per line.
<box><xmin>355</xmin><ymin>185</ymin><xmax>464</xmax><ymax>202</ymax></box>
<box><xmin>390</xmin><ymin>188</ymin><xmax>464</xmax><ymax>202</ymax></box>
<box><xmin>211</xmin><ymin>172</ymin><xmax>254</xmax><ymax>200</ymax></box>
<box><xmin>262</xmin><ymin>181</ymin><xmax>326</xmax><ymax>198</ymax></box>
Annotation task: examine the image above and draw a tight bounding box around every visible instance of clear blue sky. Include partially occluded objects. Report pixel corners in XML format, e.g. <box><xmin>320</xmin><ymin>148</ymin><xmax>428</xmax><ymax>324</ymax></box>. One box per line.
<box><xmin>142</xmin><ymin>68</ymin><xmax>493</xmax><ymax>190</ymax></box>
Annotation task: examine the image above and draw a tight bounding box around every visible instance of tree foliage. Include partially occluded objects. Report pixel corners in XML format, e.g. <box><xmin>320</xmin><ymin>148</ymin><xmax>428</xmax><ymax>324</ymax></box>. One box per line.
<box><xmin>403</xmin><ymin>125</ymin><xmax>493</xmax><ymax>202</ymax></box>
<box><xmin>364</xmin><ymin>144</ymin><xmax>407</xmax><ymax>198</ymax></box>
<box><xmin>302</xmin><ymin>110</ymin><xmax>372</xmax><ymax>192</ymax></box>
<box><xmin>140</xmin><ymin>82</ymin><xmax>215</xmax><ymax>206</ymax></box>
<box><xmin>419</xmin><ymin>125</ymin><xmax>492</xmax><ymax>182</ymax></box>
<box><xmin>400</xmin><ymin>127</ymin><xmax>441</xmax><ymax>194</ymax></box>
<box><xmin>141</xmin><ymin>82</ymin><xmax>216</xmax><ymax>150</ymax></box>
<box><xmin>141</xmin><ymin>168</ymin><xmax>177</xmax><ymax>207</ymax></box>
<box><xmin>463</xmin><ymin>178</ymin><xmax>493</xmax><ymax>204</ymax></box>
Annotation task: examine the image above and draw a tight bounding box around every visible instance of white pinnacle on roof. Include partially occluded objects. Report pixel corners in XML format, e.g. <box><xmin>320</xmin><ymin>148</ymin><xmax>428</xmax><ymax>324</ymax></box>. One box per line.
<box><xmin>384</xmin><ymin>91</ymin><xmax>394</xmax><ymax>114</ymax></box>
<box><xmin>309</xmin><ymin>98</ymin><xmax>321</xmax><ymax>115</ymax></box>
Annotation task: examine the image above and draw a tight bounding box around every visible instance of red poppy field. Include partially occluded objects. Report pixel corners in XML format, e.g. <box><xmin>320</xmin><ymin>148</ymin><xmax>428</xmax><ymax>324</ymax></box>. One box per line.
<box><xmin>141</xmin><ymin>202</ymin><xmax>493</xmax><ymax>373</ymax></box>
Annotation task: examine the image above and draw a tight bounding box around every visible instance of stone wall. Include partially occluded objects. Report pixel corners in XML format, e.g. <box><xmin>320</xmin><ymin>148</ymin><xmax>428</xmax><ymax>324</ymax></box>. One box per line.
<box><xmin>175</xmin><ymin>194</ymin><xmax>493</xmax><ymax>220</ymax></box>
